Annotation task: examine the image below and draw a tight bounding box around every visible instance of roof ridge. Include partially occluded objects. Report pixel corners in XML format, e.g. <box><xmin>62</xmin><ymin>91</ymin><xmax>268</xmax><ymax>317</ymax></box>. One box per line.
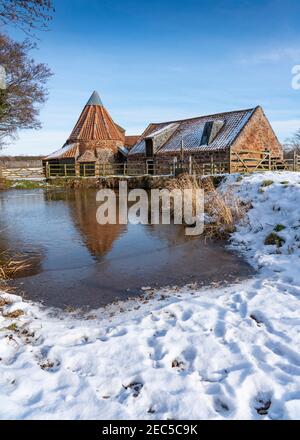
<box><xmin>151</xmin><ymin>106</ymin><xmax>258</xmax><ymax>126</ymax></box>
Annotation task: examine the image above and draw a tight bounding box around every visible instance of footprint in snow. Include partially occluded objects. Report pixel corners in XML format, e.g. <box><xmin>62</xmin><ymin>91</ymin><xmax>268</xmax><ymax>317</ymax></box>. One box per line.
<box><xmin>107</xmin><ymin>327</ymin><xmax>127</xmax><ymax>338</ymax></box>
<box><xmin>181</xmin><ymin>309</ymin><xmax>193</xmax><ymax>322</ymax></box>
<box><xmin>213</xmin><ymin>396</ymin><xmax>233</xmax><ymax>416</ymax></box>
<box><xmin>253</xmin><ymin>391</ymin><xmax>273</xmax><ymax>416</ymax></box>
<box><xmin>182</xmin><ymin>346</ymin><xmax>197</xmax><ymax>364</ymax></box>
<box><xmin>230</xmin><ymin>293</ymin><xmax>248</xmax><ymax>318</ymax></box>
<box><xmin>25</xmin><ymin>390</ymin><xmax>44</xmax><ymax>406</ymax></box>
<box><xmin>266</xmin><ymin>341</ymin><xmax>300</xmax><ymax>367</ymax></box>
<box><xmin>122</xmin><ymin>381</ymin><xmax>144</xmax><ymax>398</ymax></box>
<box><xmin>200</xmin><ymin>369</ymin><xmax>229</xmax><ymax>383</ymax></box>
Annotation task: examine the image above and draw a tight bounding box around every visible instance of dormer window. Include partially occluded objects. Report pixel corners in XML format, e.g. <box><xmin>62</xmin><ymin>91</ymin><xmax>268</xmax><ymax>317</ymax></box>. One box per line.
<box><xmin>200</xmin><ymin>120</ymin><xmax>224</xmax><ymax>146</ymax></box>
<box><xmin>200</xmin><ymin>122</ymin><xmax>213</xmax><ymax>146</ymax></box>
<box><xmin>145</xmin><ymin>138</ymin><xmax>154</xmax><ymax>157</ymax></box>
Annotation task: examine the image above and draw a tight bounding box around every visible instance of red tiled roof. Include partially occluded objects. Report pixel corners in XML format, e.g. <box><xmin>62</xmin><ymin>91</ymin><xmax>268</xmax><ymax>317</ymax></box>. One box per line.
<box><xmin>44</xmin><ymin>143</ymin><xmax>79</xmax><ymax>160</ymax></box>
<box><xmin>125</xmin><ymin>135</ymin><xmax>140</xmax><ymax>149</ymax></box>
<box><xmin>68</xmin><ymin>105</ymin><xmax>125</xmax><ymax>142</ymax></box>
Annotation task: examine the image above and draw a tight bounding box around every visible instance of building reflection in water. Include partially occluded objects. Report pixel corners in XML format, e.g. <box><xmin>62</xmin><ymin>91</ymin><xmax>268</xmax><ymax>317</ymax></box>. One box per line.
<box><xmin>45</xmin><ymin>190</ymin><xmax>127</xmax><ymax>259</ymax></box>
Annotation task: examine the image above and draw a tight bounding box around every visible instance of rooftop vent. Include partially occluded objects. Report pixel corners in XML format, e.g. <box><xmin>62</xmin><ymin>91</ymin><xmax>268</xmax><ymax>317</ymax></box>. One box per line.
<box><xmin>200</xmin><ymin>120</ymin><xmax>224</xmax><ymax>146</ymax></box>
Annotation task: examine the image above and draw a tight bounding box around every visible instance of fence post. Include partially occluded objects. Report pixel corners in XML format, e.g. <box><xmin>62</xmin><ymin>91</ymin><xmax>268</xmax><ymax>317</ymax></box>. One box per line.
<box><xmin>294</xmin><ymin>151</ymin><xmax>297</xmax><ymax>172</ymax></box>
<box><xmin>173</xmin><ymin>157</ymin><xmax>177</xmax><ymax>176</ymax></box>
<box><xmin>268</xmin><ymin>151</ymin><xmax>271</xmax><ymax>171</ymax></box>
<box><xmin>188</xmin><ymin>156</ymin><xmax>192</xmax><ymax>175</ymax></box>
<box><xmin>124</xmin><ymin>163</ymin><xmax>127</xmax><ymax>176</ymax></box>
<box><xmin>44</xmin><ymin>161</ymin><xmax>49</xmax><ymax>178</ymax></box>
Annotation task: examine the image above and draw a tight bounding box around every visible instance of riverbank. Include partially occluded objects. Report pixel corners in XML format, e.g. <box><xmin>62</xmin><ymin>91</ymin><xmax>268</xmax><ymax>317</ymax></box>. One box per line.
<box><xmin>1</xmin><ymin>171</ymin><xmax>300</xmax><ymax>420</ymax></box>
<box><xmin>0</xmin><ymin>174</ymin><xmax>225</xmax><ymax>191</ymax></box>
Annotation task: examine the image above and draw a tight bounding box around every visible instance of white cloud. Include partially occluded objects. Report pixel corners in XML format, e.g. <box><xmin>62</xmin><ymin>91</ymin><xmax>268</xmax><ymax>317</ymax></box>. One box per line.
<box><xmin>238</xmin><ymin>47</ymin><xmax>300</xmax><ymax>65</ymax></box>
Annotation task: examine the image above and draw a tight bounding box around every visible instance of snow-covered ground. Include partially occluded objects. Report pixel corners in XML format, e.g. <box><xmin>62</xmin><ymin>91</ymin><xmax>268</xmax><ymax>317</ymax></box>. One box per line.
<box><xmin>0</xmin><ymin>171</ymin><xmax>300</xmax><ymax>420</ymax></box>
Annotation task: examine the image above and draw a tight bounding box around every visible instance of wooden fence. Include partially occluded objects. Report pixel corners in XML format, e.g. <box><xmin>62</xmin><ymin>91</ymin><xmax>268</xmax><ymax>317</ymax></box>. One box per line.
<box><xmin>45</xmin><ymin>163</ymin><xmax>149</xmax><ymax>178</ymax></box>
<box><xmin>1</xmin><ymin>151</ymin><xmax>300</xmax><ymax>180</ymax></box>
<box><xmin>283</xmin><ymin>154</ymin><xmax>300</xmax><ymax>171</ymax></box>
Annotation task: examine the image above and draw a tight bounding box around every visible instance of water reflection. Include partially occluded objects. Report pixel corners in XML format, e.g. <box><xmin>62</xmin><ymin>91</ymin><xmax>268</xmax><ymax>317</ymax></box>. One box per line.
<box><xmin>0</xmin><ymin>189</ymin><xmax>253</xmax><ymax>309</ymax></box>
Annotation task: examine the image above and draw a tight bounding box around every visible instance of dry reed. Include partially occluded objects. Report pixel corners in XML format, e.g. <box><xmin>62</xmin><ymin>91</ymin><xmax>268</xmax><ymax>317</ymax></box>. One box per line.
<box><xmin>0</xmin><ymin>252</ymin><xmax>32</xmax><ymax>296</ymax></box>
<box><xmin>164</xmin><ymin>173</ymin><xmax>247</xmax><ymax>239</ymax></box>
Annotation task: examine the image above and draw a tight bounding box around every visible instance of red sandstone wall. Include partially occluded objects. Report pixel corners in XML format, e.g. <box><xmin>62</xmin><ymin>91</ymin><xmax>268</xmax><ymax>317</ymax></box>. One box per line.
<box><xmin>231</xmin><ymin>107</ymin><xmax>283</xmax><ymax>158</ymax></box>
<box><xmin>77</xmin><ymin>140</ymin><xmax>124</xmax><ymax>155</ymax></box>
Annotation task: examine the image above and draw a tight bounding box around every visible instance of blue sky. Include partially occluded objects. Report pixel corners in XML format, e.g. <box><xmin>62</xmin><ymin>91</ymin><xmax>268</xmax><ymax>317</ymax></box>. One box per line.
<box><xmin>3</xmin><ymin>0</ymin><xmax>300</xmax><ymax>156</ymax></box>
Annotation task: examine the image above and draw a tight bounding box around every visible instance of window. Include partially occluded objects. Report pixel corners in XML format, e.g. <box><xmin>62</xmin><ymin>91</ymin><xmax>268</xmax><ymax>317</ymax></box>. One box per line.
<box><xmin>200</xmin><ymin>122</ymin><xmax>214</xmax><ymax>146</ymax></box>
<box><xmin>200</xmin><ymin>120</ymin><xmax>224</xmax><ymax>146</ymax></box>
<box><xmin>145</xmin><ymin>138</ymin><xmax>154</xmax><ymax>157</ymax></box>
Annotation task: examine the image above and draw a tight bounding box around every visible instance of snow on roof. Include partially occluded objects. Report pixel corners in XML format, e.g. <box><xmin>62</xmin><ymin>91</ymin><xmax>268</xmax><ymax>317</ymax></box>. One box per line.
<box><xmin>44</xmin><ymin>143</ymin><xmax>78</xmax><ymax>160</ymax></box>
<box><xmin>129</xmin><ymin>108</ymin><xmax>257</xmax><ymax>155</ymax></box>
<box><xmin>118</xmin><ymin>146</ymin><xmax>129</xmax><ymax>157</ymax></box>
<box><xmin>145</xmin><ymin>123</ymin><xmax>179</xmax><ymax>139</ymax></box>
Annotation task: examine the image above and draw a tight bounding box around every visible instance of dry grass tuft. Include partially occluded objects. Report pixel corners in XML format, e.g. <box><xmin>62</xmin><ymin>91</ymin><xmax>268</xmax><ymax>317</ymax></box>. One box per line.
<box><xmin>0</xmin><ymin>252</ymin><xmax>32</xmax><ymax>300</ymax></box>
<box><xmin>3</xmin><ymin>309</ymin><xmax>25</xmax><ymax>319</ymax></box>
<box><xmin>0</xmin><ymin>297</ymin><xmax>12</xmax><ymax>308</ymax></box>
<box><xmin>0</xmin><ymin>253</ymin><xmax>31</xmax><ymax>281</ymax></box>
<box><xmin>164</xmin><ymin>173</ymin><xmax>247</xmax><ymax>239</ymax></box>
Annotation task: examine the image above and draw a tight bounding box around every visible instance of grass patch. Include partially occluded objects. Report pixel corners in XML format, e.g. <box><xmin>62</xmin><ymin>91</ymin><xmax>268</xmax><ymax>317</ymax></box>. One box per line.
<box><xmin>3</xmin><ymin>309</ymin><xmax>25</xmax><ymax>319</ymax></box>
<box><xmin>280</xmin><ymin>181</ymin><xmax>289</xmax><ymax>185</ymax></box>
<box><xmin>0</xmin><ymin>178</ymin><xmax>12</xmax><ymax>190</ymax></box>
<box><xmin>264</xmin><ymin>233</ymin><xmax>285</xmax><ymax>247</ymax></box>
<box><xmin>261</xmin><ymin>180</ymin><xmax>274</xmax><ymax>188</ymax></box>
<box><xmin>12</xmin><ymin>180</ymin><xmax>47</xmax><ymax>189</ymax></box>
<box><xmin>274</xmin><ymin>224</ymin><xmax>286</xmax><ymax>232</ymax></box>
<box><xmin>4</xmin><ymin>323</ymin><xmax>18</xmax><ymax>332</ymax></box>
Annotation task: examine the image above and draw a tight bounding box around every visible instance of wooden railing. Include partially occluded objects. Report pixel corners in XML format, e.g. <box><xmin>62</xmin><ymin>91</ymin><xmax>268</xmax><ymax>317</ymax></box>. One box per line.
<box><xmin>191</xmin><ymin>159</ymin><xmax>230</xmax><ymax>176</ymax></box>
<box><xmin>231</xmin><ymin>150</ymin><xmax>272</xmax><ymax>173</ymax></box>
<box><xmin>231</xmin><ymin>151</ymin><xmax>300</xmax><ymax>173</ymax></box>
<box><xmin>2</xmin><ymin>151</ymin><xmax>300</xmax><ymax>181</ymax></box>
<box><xmin>46</xmin><ymin>163</ymin><xmax>147</xmax><ymax>178</ymax></box>
<box><xmin>282</xmin><ymin>155</ymin><xmax>300</xmax><ymax>171</ymax></box>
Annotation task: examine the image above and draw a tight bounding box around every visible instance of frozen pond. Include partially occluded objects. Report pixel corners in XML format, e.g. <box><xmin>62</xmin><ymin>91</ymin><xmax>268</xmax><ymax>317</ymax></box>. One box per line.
<box><xmin>0</xmin><ymin>189</ymin><xmax>253</xmax><ymax>309</ymax></box>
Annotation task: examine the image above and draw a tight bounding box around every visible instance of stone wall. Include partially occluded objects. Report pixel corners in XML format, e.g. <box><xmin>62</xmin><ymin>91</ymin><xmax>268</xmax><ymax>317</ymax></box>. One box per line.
<box><xmin>231</xmin><ymin>106</ymin><xmax>283</xmax><ymax>158</ymax></box>
<box><xmin>128</xmin><ymin>149</ymin><xmax>229</xmax><ymax>174</ymax></box>
<box><xmin>0</xmin><ymin>156</ymin><xmax>43</xmax><ymax>168</ymax></box>
<box><xmin>76</xmin><ymin>140</ymin><xmax>124</xmax><ymax>155</ymax></box>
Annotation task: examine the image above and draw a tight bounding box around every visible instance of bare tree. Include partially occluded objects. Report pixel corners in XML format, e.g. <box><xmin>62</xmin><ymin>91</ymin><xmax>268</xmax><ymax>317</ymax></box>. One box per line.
<box><xmin>284</xmin><ymin>129</ymin><xmax>300</xmax><ymax>158</ymax></box>
<box><xmin>0</xmin><ymin>33</ymin><xmax>52</xmax><ymax>147</ymax></box>
<box><xmin>0</xmin><ymin>0</ymin><xmax>54</xmax><ymax>34</ymax></box>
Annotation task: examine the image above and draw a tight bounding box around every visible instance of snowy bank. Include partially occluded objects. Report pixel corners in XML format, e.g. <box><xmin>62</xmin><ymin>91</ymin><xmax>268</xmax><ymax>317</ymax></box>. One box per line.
<box><xmin>1</xmin><ymin>171</ymin><xmax>300</xmax><ymax>420</ymax></box>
